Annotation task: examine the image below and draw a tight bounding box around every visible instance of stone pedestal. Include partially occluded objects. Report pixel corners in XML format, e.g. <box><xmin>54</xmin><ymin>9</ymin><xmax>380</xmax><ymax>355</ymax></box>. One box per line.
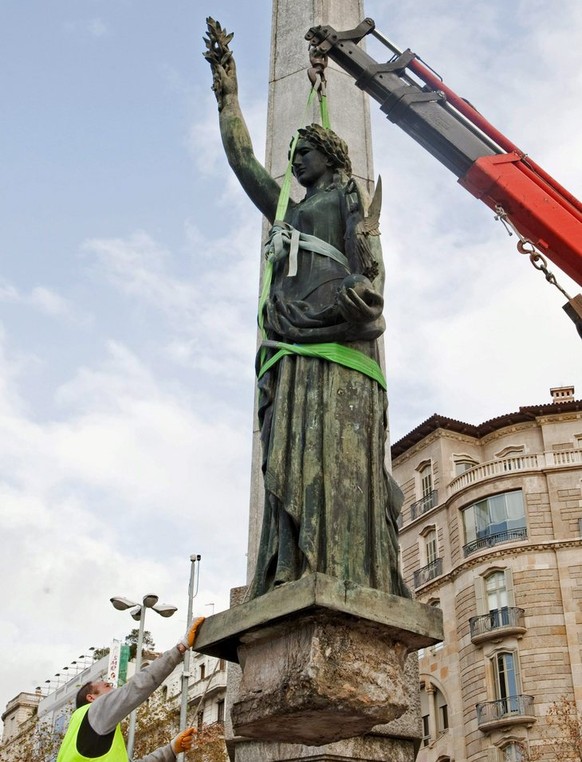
<box><xmin>194</xmin><ymin>574</ymin><xmax>442</xmax><ymax>749</ymax></box>
<box><xmin>232</xmin><ymin>734</ymin><xmax>418</xmax><ymax>762</ymax></box>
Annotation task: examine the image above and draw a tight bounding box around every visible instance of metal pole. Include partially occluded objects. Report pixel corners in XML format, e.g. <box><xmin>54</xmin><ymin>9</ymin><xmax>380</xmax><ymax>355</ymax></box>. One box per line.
<box><xmin>178</xmin><ymin>555</ymin><xmax>200</xmax><ymax>762</ymax></box>
<box><xmin>126</xmin><ymin>605</ymin><xmax>146</xmax><ymax>758</ymax></box>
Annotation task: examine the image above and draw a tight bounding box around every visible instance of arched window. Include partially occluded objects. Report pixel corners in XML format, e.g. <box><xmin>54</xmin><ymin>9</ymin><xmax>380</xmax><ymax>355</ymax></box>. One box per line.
<box><xmin>501</xmin><ymin>741</ymin><xmax>524</xmax><ymax>762</ymax></box>
<box><xmin>419</xmin><ymin>680</ymin><xmax>449</xmax><ymax>746</ymax></box>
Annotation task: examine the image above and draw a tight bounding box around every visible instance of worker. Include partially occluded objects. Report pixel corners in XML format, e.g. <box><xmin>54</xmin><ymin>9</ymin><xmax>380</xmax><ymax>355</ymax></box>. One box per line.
<box><xmin>57</xmin><ymin>617</ymin><xmax>205</xmax><ymax>762</ymax></box>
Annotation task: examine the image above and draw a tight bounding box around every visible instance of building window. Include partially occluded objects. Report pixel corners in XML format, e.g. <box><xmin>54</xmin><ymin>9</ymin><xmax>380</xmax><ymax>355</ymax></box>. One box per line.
<box><xmin>471</xmin><ymin>568</ymin><xmax>526</xmax><ymax>642</ymax></box>
<box><xmin>502</xmin><ymin>741</ymin><xmax>524</xmax><ymax>762</ymax></box>
<box><xmin>420</xmin><ymin>681</ymin><xmax>449</xmax><ymax>745</ymax></box>
<box><xmin>454</xmin><ymin>457</ymin><xmax>477</xmax><ymax>475</ymax></box>
<box><xmin>475</xmin><ymin>566</ymin><xmax>517</xmax><ymax>615</ymax></box>
<box><xmin>485</xmin><ymin>570</ymin><xmax>511</xmax><ymax>625</ymax></box>
<box><xmin>463</xmin><ymin>491</ymin><xmax>527</xmax><ymax>555</ymax></box>
<box><xmin>420</xmin><ymin>462</ymin><xmax>433</xmax><ymax>498</ymax></box>
<box><xmin>493</xmin><ymin>651</ymin><xmax>520</xmax><ymax>711</ymax></box>
<box><xmin>429</xmin><ymin>599</ymin><xmax>444</xmax><ymax>652</ymax></box>
<box><xmin>438</xmin><ymin>702</ymin><xmax>449</xmax><ymax>734</ymax></box>
<box><xmin>486</xmin><ymin>570</ymin><xmax>508</xmax><ymax>610</ymax></box>
<box><xmin>414</xmin><ymin>530</ymin><xmax>443</xmax><ymax>587</ymax></box>
<box><xmin>200</xmin><ymin>664</ymin><xmax>205</xmax><ymax>680</ymax></box>
<box><xmin>197</xmin><ymin>711</ymin><xmax>204</xmax><ymax>731</ymax></box>
<box><xmin>217</xmin><ymin>699</ymin><xmax>225</xmax><ymax>723</ymax></box>
<box><xmin>425</xmin><ymin>529</ymin><xmax>437</xmax><ymax>566</ymax></box>
<box><xmin>422</xmin><ymin>713</ymin><xmax>430</xmax><ymax>746</ymax></box>
<box><xmin>411</xmin><ymin>461</ymin><xmax>437</xmax><ymax>519</ymax></box>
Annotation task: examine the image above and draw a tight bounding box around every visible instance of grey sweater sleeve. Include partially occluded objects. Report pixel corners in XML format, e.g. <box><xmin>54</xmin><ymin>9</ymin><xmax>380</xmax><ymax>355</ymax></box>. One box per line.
<box><xmin>87</xmin><ymin>646</ymin><xmax>184</xmax><ymax>735</ymax></box>
<box><xmin>134</xmin><ymin>742</ymin><xmax>176</xmax><ymax>762</ymax></box>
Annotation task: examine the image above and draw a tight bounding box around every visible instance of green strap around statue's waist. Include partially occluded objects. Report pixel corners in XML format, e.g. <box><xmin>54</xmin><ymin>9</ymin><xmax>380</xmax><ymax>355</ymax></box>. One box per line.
<box><xmin>257</xmin><ymin>340</ymin><xmax>387</xmax><ymax>390</ymax></box>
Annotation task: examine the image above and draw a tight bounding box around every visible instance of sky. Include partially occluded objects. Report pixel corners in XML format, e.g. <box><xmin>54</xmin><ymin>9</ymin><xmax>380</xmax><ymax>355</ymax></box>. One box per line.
<box><xmin>1</xmin><ymin>0</ymin><xmax>581</xmax><ymax>720</ymax></box>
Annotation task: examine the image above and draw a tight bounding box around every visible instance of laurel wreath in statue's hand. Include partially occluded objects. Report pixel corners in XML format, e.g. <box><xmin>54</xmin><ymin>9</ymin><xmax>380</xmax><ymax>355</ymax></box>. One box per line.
<box><xmin>203</xmin><ymin>18</ymin><xmax>237</xmax><ymax>110</ymax></box>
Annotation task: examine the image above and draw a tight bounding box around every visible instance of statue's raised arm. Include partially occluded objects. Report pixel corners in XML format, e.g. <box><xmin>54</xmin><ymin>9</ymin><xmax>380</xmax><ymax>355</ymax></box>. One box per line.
<box><xmin>204</xmin><ymin>18</ymin><xmax>281</xmax><ymax>222</ymax></box>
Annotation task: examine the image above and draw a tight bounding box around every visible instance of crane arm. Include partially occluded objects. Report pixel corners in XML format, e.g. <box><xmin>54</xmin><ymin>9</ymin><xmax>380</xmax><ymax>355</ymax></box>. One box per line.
<box><xmin>305</xmin><ymin>19</ymin><xmax>582</xmax><ymax>288</ymax></box>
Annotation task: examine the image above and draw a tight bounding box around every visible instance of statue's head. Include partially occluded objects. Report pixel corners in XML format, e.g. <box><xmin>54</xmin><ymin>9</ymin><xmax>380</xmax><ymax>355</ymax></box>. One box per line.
<box><xmin>291</xmin><ymin>124</ymin><xmax>352</xmax><ymax>181</ymax></box>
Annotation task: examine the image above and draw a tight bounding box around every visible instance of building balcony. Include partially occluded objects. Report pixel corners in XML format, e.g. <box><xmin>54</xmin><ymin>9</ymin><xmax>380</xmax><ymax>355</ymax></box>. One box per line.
<box><xmin>411</xmin><ymin>490</ymin><xmax>438</xmax><ymax>520</ymax></box>
<box><xmin>463</xmin><ymin>528</ymin><xmax>527</xmax><ymax>557</ymax></box>
<box><xmin>413</xmin><ymin>557</ymin><xmax>443</xmax><ymax>588</ymax></box>
<box><xmin>449</xmin><ymin>450</ymin><xmax>582</xmax><ymax>496</ymax></box>
<box><xmin>476</xmin><ymin>695</ymin><xmax>535</xmax><ymax>732</ymax></box>
<box><xmin>469</xmin><ymin>607</ymin><xmax>526</xmax><ymax>644</ymax></box>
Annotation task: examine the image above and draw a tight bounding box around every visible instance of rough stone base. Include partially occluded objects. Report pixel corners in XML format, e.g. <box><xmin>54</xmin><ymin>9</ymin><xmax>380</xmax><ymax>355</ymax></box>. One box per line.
<box><xmin>233</xmin><ymin>611</ymin><xmax>409</xmax><ymax>744</ymax></box>
<box><xmin>195</xmin><ymin>574</ymin><xmax>442</xmax><ymax>748</ymax></box>
<box><xmin>232</xmin><ymin>734</ymin><xmax>417</xmax><ymax>762</ymax></box>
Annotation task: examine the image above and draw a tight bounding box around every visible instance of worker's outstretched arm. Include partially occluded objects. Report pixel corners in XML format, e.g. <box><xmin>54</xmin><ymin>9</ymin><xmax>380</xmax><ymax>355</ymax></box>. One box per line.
<box><xmin>133</xmin><ymin>728</ymin><xmax>197</xmax><ymax>762</ymax></box>
<box><xmin>88</xmin><ymin>618</ymin><xmax>205</xmax><ymax>735</ymax></box>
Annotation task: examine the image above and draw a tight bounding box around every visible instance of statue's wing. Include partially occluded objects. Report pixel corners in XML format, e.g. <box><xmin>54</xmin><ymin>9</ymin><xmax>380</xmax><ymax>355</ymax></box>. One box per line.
<box><xmin>363</xmin><ymin>176</ymin><xmax>382</xmax><ymax>235</ymax></box>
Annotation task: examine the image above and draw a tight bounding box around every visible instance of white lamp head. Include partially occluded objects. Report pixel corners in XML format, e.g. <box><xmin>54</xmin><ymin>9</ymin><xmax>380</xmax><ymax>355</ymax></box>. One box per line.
<box><xmin>110</xmin><ymin>596</ymin><xmax>137</xmax><ymax>611</ymax></box>
<box><xmin>153</xmin><ymin>603</ymin><xmax>178</xmax><ymax>618</ymax></box>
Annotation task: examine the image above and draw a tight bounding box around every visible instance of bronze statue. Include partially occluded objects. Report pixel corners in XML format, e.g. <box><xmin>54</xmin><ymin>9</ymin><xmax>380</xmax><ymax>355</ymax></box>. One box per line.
<box><xmin>204</xmin><ymin>19</ymin><xmax>408</xmax><ymax>600</ymax></box>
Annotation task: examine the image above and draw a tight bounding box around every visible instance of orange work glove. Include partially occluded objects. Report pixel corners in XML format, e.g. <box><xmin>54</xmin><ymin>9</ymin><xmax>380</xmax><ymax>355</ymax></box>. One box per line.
<box><xmin>181</xmin><ymin>616</ymin><xmax>205</xmax><ymax>649</ymax></box>
<box><xmin>171</xmin><ymin>727</ymin><xmax>196</xmax><ymax>754</ymax></box>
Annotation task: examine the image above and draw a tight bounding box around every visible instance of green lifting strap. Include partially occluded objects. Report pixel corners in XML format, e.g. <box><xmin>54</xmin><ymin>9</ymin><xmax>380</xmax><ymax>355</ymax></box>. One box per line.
<box><xmin>257</xmin><ymin>341</ymin><xmax>387</xmax><ymax>391</ymax></box>
<box><xmin>320</xmin><ymin>93</ymin><xmax>330</xmax><ymax>130</ymax></box>
<box><xmin>275</xmin><ymin>86</ymin><xmax>330</xmax><ymax>222</ymax></box>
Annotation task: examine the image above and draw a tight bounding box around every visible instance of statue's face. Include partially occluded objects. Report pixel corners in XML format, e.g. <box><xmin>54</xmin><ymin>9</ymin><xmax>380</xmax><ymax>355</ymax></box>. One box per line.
<box><xmin>292</xmin><ymin>139</ymin><xmax>332</xmax><ymax>187</ymax></box>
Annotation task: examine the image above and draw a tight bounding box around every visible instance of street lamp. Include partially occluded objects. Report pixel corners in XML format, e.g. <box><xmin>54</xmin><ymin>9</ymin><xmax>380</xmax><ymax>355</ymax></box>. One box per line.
<box><xmin>110</xmin><ymin>593</ymin><xmax>177</xmax><ymax>757</ymax></box>
<box><xmin>178</xmin><ymin>555</ymin><xmax>201</xmax><ymax>761</ymax></box>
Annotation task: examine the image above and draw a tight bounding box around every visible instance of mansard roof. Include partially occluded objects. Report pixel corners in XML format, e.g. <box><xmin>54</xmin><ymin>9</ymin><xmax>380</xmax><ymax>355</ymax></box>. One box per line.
<box><xmin>391</xmin><ymin>398</ymin><xmax>582</xmax><ymax>459</ymax></box>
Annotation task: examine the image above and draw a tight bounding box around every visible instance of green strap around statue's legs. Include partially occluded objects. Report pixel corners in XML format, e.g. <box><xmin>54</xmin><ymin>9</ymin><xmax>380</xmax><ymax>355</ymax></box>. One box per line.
<box><xmin>257</xmin><ymin>340</ymin><xmax>387</xmax><ymax>390</ymax></box>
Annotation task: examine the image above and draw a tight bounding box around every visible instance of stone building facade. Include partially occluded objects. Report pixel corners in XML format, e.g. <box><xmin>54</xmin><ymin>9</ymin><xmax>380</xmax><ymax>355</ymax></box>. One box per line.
<box><xmin>392</xmin><ymin>387</ymin><xmax>582</xmax><ymax>762</ymax></box>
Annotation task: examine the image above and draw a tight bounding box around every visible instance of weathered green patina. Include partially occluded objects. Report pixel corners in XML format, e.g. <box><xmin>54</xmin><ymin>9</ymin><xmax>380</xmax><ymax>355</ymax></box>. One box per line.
<box><xmin>204</xmin><ymin>19</ymin><xmax>408</xmax><ymax>600</ymax></box>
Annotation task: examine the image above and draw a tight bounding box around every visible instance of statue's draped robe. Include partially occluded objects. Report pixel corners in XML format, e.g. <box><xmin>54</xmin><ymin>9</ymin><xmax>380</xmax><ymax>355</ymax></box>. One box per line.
<box><xmin>249</xmin><ymin>184</ymin><xmax>408</xmax><ymax>600</ymax></box>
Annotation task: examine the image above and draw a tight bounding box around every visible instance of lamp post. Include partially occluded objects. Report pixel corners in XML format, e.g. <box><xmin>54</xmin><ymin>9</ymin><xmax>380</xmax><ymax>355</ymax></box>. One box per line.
<box><xmin>178</xmin><ymin>555</ymin><xmax>201</xmax><ymax>760</ymax></box>
<box><xmin>110</xmin><ymin>593</ymin><xmax>177</xmax><ymax>757</ymax></box>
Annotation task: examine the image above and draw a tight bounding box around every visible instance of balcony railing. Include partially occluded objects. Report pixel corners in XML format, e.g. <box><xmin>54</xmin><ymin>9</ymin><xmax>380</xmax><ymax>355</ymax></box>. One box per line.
<box><xmin>413</xmin><ymin>557</ymin><xmax>443</xmax><ymax>588</ymax></box>
<box><xmin>411</xmin><ymin>490</ymin><xmax>438</xmax><ymax>520</ymax></box>
<box><xmin>449</xmin><ymin>450</ymin><xmax>582</xmax><ymax>495</ymax></box>
<box><xmin>469</xmin><ymin>607</ymin><xmax>526</xmax><ymax>644</ymax></box>
<box><xmin>476</xmin><ymin>695</ymin><xmax>535</xmax><ymax>731</ymax></box>
<box><xmin>463</xmin><ymin>528</ymin><xmax>527</xmax><ymax>557</ymax></box>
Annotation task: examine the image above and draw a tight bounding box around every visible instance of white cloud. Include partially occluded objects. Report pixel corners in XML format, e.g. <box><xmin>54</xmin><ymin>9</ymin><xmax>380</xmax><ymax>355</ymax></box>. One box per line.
<box><xmin>82</xmin><ymin>224</ymin><xmax>260</xmax><ymax>385</ymax></box>
<box><xmin>88</xmin><ymin>18</ymin><xmax>107</xmax><ymax>38</ymax></box>
<box><xmin>0</xmin><ymin>329</ymin><xmax>249</xmax><ymax>710</ymax></box>
<box><xmin>0</xmin><ymin>279</ymin><xmax>87</xmax><ymax>324</ymax></box>
<box><xmin>63</xmin><ymin>17</ymin><xmax>109</xmax><ymax>39</ymax></box>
